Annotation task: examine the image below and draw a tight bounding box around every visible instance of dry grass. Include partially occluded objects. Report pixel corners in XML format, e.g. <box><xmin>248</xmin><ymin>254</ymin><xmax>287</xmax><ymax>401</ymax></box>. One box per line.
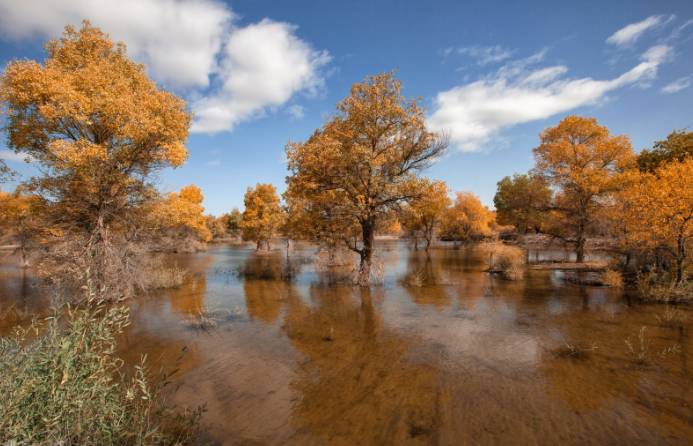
<box><xmin>601</xmin><ymin>269</ymin><xmax>624</xmax><ymax>287</ymax></box>
<box><xmin>38</xmin><ymin>238</ymin><xmax>189</xmax><ymax>302</ymax></box>
<box><xmin>637</xmin><ymin>272</ymin><xmax>693</xmax><ymax>304</ymax></box>
<box><xmin>480</xmin><ymin>242</ymin><xmax>526</xmax><ymax>280</ymax></box>
<box><xmin>625</xmin><ymin>326</ymin><xmax>681</xmax><ymax>365</ymax></box>
<box><xmin>655</xmin><ymin>306</ymin><xmax>687</xmax><ymax>328</ymax></box>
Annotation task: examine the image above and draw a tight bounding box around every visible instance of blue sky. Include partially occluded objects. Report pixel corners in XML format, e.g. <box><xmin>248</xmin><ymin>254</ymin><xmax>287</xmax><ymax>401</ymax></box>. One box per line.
<box><xmin>0</xmin><ymin>0</ymin><xmax>692</xmax><ymax>215</ymax></box>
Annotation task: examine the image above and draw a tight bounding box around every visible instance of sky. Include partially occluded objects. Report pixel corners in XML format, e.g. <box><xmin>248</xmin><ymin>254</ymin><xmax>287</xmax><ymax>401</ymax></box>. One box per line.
<box><xmin>0</xmin><ymin>0</ymin><xmax>691</xmax><ymax>215</ymax></box>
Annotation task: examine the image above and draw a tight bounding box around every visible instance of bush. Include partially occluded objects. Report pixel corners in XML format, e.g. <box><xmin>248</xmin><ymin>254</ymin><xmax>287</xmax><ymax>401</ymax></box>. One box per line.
<box><xmin>637</xmin><ymin>271</ymin><xmax>693</xmax><ymax>303</ymax></box>
<box><xmin>0</xmin><ymin>305</ymin><xmax>201</xmax><ymax>445</ymax></box>
<box><xmin>480</xmin><ymin>242</ymin><xmax>526</xmax><ymax>280</ymax></box>
<box><xmin>601</xmin><ymin>269</ymin><xmax>624</xmax><ymax>287</ymax></box>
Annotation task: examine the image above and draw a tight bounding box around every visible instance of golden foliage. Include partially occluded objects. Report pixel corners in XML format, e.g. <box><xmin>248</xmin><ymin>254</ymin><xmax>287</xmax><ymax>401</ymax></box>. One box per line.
<box><xmin>533</xmin><ymin>116</ymin><xmax>634</xmax><ymax>262</ymax></box>
<box><xmin>152</xmin><ymin>185</ymin><xmax>211</xmax><ymax>242</ymax></box>
<box><xmin>0</xmin><ymin>21</ymin><xmax>190</xmax><ymax>238</ymax></box>
<box><xmin>440</xmin><ymin>192</ymin><xmax>494</xmax><ymax>242</ymax></box>
<box><xmin>241</xmin><ymin>183</ymin><xmax>284</xmax><ymax>250</ymax></box>
<box><xmin>618</xmin><ymin>158</ymin><xmax>692</xmax><ymax>283</ymax></box>
<box><xmin>400</xmin><ymin>179</ymin><xmax>450</xmax><ymax>250</ymax></box>
<box><xmin>285</xmin><ymin>72</ymin><xmax>446</xmax><ymax>283</ymax></box>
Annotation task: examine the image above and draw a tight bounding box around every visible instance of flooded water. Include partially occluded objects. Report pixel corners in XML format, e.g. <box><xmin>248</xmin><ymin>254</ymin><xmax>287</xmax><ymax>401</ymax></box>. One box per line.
<box><xmin>1</xmin><ymin>242</ymin><xmax>692</xmax><ymax>445</ymax></box>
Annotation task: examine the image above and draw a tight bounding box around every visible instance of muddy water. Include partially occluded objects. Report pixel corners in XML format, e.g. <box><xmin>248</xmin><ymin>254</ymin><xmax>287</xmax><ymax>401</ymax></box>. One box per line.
<box><xmin>1</xmin><ymin>242</ymin><xmax>692</xmax><ymax>445</ymax></box>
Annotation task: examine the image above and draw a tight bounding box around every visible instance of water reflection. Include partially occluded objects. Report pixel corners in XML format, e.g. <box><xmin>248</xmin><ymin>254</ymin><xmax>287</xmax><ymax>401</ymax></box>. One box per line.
<box><xmin>0</xmin><ymin>242</ymin><xmax>691</xmax><ymax>445</ymax></box>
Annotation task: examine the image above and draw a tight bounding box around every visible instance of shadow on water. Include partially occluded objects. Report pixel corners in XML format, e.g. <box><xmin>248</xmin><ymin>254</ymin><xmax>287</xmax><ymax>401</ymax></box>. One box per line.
<box><xmin>0</xmin><ymin>242</ymin><xmax>691</xmax><ymax>445</ymax></box>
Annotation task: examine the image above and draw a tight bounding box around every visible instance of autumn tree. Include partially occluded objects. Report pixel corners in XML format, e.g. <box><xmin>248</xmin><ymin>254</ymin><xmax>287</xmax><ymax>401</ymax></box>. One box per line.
<box><xmin>533</xmin><ymin>116</ymin><xmax>634</xmax><ymax>263</ymax></box>
<box><xmin>493</xmin><ymin>174</ymin><xmax>552</xmax><ymax>233</ymax></box>
<box><xmin>0</xmin><ymin>22</ymin><xmax>190</xmax><ymax>291</ymax></box>
<box><xmin>153</xmin><ymin>185</ymin><xmax>211</xmax><ymax>242</ymax></box>
<box><xmin>400</xmin><ymin>179</ymin><xmax>450</xmax><ymax>251</ymax></box>
<box><xmin>285</xmin><ymin>72</ymin><xmax>446</xmax><ymax>284</ymax></box>
<box><xmin>0</xmin><ymin>189</ymin><xmax>51</xmax><ymax>267</ymax></box>
<box><xmin>241</xmin><ymin>183</ymin><xmax>284</xmax><ymax>251</ymax></box>
<box><xmin>618</xmin><ymin>158</ymin><xmax>692</xmax><ymax>284</ymax></box>
<box><xmin>440</xmin><ymin>192</ymin><xmax>494</xmax><ymax>243</ymax></box>
<box><xmin>637</xmin><ymin>130</ymin><xmax>693</xmax><ymax>173</ymax></box>
<box><xmin>226</xmin><ymin>208</ymin><xmax>242</xmax><ymax>238</ymax></box>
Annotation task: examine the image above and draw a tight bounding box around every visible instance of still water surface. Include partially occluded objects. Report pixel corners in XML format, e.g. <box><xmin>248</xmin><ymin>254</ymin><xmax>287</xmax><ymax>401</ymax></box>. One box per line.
<box><xmin>1</xmin><ymin>242</ymin><xmax>692</xmax><ymax>445</ymax></box>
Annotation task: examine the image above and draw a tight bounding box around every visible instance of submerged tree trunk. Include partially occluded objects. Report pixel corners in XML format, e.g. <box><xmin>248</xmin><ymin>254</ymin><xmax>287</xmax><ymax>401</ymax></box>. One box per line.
<box><xmin>358</xmin><ymin>219</ymin><xmax>375</xmax><ymax>286</ymax></box>
<box><xmin>675</xmin><ymin>232</ymin><xmax>686</xmax><ymax>284</ymax></box>
<box><xmin>576</xmin><ymin>236</ymin><xmax>586</xmax><ymax>263</ymax></box>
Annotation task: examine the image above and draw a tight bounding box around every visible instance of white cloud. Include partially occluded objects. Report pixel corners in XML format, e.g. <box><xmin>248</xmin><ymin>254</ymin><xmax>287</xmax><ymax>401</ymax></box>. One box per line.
<box><xmin>206</xmin><ymin>159</ymin><xmax>222</xmax><ymax>167</ymax></box>
<box><xmin>0</xmin><ymin>0</ymin><xmax>232</xmax><ymax>88</ymax></box>
<box><xmin>0</xmin><ymin>150</ymin><xmax>30</xmax><ymax>162</ymax></box>
<box><xmin>453</xmin><ymin>45</ymin><xmax>514</xmax><ymax>65</ymax></box>
<box><xmin>287</xmin><ymin>104</ymin><xmax>306</xmax><ymax>120</ymax></box>
<box><xmin>606</xmin><ymin>15</ymin><xmax>672</xmax><ymax>47</ymax></box>
<box><xmin>661</xmin><ymin>76</ymin><xmax>691</xmax><ymax>93</ymax></box>
<box><xmin>428</xmin><ymin>46</ymin><xmax>672</xmax><ymax>151</ymax></box>
<box><xmin>0</xmin><ymin>1</ymin><xmax>331</xmax><ymax>134</ymax></box>
<box><xmin>191</xmin><ymin>19</ymin><xmax>330</xmax><ymax>133</ymax></box>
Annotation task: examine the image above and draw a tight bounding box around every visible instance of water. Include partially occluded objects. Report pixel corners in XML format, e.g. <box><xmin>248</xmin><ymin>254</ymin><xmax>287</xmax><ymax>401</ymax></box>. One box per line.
<box><xmin>1</xmin><ymin>242</ymin><xmax>691</xmax><ymax>445</ymax></box>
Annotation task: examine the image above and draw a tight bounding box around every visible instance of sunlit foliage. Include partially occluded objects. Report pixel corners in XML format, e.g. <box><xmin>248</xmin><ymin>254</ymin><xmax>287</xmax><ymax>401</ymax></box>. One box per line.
<box><xmin>440</xmin><ymin>192</ymin><xmax>494</xmax><ymax>242</ymax></box>
<box><xmin>533</xmin><ymin>116</ymin><xmax>634</xmax><ymax>262</ymax></box>
<box><xmin>618</xmin><ymin>158</ymin><xmax>692</xmax><ymax>284</ymax></box>
<box><xmin>241</xmin><ymin>183</ymin><xmax>284</xmax><ymax>250</ymax></box>
<box><xmin>400</xmin><ymin>179</ymin><xmax>450</xmax><ymax>251</ymax></box>
<box><xmin>285</xmin><ymin>72</ymin><xmax>446</xmax><ymax>284</ymax></box>
<box><xmin>153</xmin><ymin>185</ymin><xmax>211</xmax><ymax>242</ymax></box>
<box><xmin>0</xmin><ymin>189</ymin><xmax>52</xmax><ymax>266</ymax></box>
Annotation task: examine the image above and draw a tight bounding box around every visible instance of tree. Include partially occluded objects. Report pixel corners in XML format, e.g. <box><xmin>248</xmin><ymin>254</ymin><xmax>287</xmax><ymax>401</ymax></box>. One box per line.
<box><xmin>440</xmin><ymin>192</ymin><xmax>494</xmax><ymax>243</ymax></box>
<box><xmin>400</xmin><ymin>180</ymin><xmax>450</xmax><ymax>251</ymax></box>
<box><xmin>153</xmin><ymin>185</ymin><xmax>211</xmax><ymax>242</ymax></box>
<box><xmin>619</xmin><ymin>158</ymin><xmax>692</xmax><ymax>284</ymax></box>
<box><xmin>0</xmin><ymin>22</ymin><xmax>190</xmax><ymax>289</ymax></box>
<box><xmin>637</xmin><ymin>130</ymin><xmax>693</xmax><ymax>173</ymax></box>
<box><xmin>493</xmin><ymin>174</ymin><xmax>552</xmax><ymax>233</ymax></box>
<box><xmin>532</xmin><ymin>116</ymin><xmax>634</xmax><ymax>262</ymax></box>
<box><xmin>0</xmin><ymin>189</ymin><xmax>51</xmax><ymax>267</ymax></box>
<box><xmin>226</xmin><ymin>208</ymin><xmax>242</xmax><ymax>238</ymax></box>
<box><xmin>285</xmin><ymin>72</ymin><xmax>446</xmax><ymax>284</ymax></box>
<box><xmin>241</xmin><ymin>183</ymin><xmax>284</xmax><ymax>251</ymax></box>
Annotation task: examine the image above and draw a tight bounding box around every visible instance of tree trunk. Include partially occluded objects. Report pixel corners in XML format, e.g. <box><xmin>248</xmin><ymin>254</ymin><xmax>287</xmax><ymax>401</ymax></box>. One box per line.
<box><xmin>425</xmin><ymin>236</ymin><xmax>431</xmax><ymax>253</ymax></box>
<box><xmin>576</xmin><ymin>237</ymin><xmax>585</xmax><ymax>263</ymax></box>
<box><xmin>358</xmin><ymin>219</ymin><xmax>375</xmax><ymax>286</ymax></box>
<box><xmin>675</xmin><ymin>233</ymin><xmax>685</xmax><ymax>284</ymax></box>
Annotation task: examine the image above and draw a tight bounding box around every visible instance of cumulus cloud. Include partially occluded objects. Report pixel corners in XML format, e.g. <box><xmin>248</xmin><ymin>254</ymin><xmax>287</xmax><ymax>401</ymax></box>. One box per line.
<box><xmin>428</xmin><ymin>46</ymin><xmax>672</xmax><ymax>151</ymax></box>
<box><xmin>0</xmin><ymin>0</ymin><xmax>232</xmax><ymax>88</ymax></box>
<box><xmin>191</xmin><ymin>19</ymin><xmax>330</xmax><ymax>133</ymax></box>
<box><xmin>0</xmin><ymin>1</ymin><xmax>330</xmax><ymax>134</ymax></box>
<box><xmin>606</xmin><ymin>15</ymin><xmax>672</xmax><ymax>47</ymax></box>
<box><xmin>661</xmin><ymin>76</ymin><xmax>691</xmax><ymax>93</ymax></box>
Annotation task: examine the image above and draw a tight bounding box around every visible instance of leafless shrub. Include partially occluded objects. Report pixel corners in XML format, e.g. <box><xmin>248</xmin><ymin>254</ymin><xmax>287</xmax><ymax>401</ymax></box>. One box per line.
<box><xmin>601</xmin><ymin>269</ymin><xmax>624</xmax><ymax>287</ymax></box>
<box><xmin>480</xmin><ymin>242</ymin><xmax>526</xmax><ymax>280</ymax></box>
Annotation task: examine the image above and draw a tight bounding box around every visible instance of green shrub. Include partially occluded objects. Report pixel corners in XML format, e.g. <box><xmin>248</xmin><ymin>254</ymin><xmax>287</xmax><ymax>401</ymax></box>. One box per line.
<box><xmin>0</xmin><ymin>305</ymin><xmax>201</xmax><ymax>445</ymax></box>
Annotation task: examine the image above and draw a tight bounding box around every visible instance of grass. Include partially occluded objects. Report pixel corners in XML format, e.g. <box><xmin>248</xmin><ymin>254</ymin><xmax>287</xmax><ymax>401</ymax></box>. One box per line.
<box><xmin>601</xmin><ymin>269</ymin><xmax>624</xmax><ymax>287</ymax></box>
<box><xmin>0</xmin><ymin>304</ymin><xmax>202</xmax><ymax>445</ymax></box>
<box><xmin>637</xmin><ymin>271</ymin><xmax>693</xmax><ymax>304</ymax></box>
<box><xmin>552</xmin><ymin>342</ymin><xmax>598</xmax><ymax>360</ymax></box>
<box><xmin>625</xmin><ymin>326</ymin><xmax>681</xmax><ymax>365</ymax></box>
<box><xmin>480</xmin><ymin>242</ymin><xmax>526</xmax><ymax>280</ymax></box>
<box><xmin>655</xmin><ymin>306</ymin><xmax>687</xmax><ymax>329</ymax></box>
